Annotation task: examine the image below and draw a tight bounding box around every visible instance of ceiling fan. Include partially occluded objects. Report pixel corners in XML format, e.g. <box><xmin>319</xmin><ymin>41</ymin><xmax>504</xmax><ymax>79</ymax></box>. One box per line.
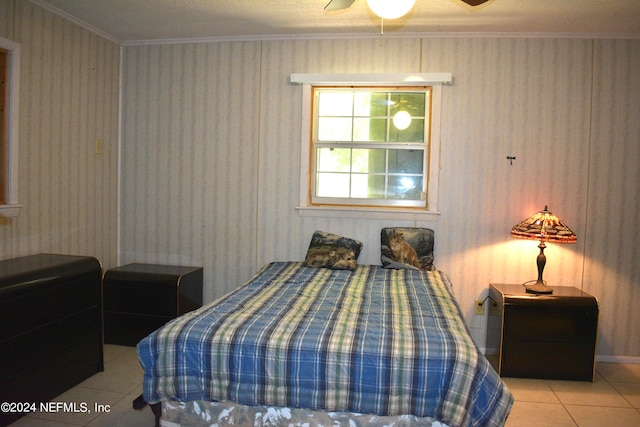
<box><xmin>325</xmin><ymin>0</ymin><xmax>490</xmax><ymax>12</ymax></box>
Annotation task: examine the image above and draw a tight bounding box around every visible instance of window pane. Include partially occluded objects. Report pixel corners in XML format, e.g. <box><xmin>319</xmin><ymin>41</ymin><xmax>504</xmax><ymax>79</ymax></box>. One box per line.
<box><xmin>350</xmin><ymin>174</ymin><xmax>369</xmax><ymax>198</ymax></box>
<box><xmin>390</xmin><ymin>92</ymin><xmax>426</xmax><ymax>117</ymax></box>
<box><xmin>0</xmin><ymin>50</ymin><xmax>6</xmax><ymax>204</ymax></box>
<box><xmin>352</xmin><ymin>148</ymin><xmax>385</xmax><ymax>173</ymax></box>
<box><xmin>354</xmin><ymin>92</ymin><xmax>388</xmax><ymax>117</ymax></box>
<box><xmin>388</xmin><ymin>149</ymin><xmax>424</xmax><ymax>174</ymax></box>
<box><xmin>318</xmin><ymin>92</ymin><xmax>352</xmax><ymax>116</ymax></box>
<box><xmin>353</xmin><ymin>118</ymin><xmax>387</xmax><ymax>142</ymax></box>
<box><xmin>388</xmin><ymin>176</ymin><xmax>423</xmax><ymax>200</ymax></box>
<box><xmin>317</xmin><ymin>148</ymin><xmax>351</xmax><ymax>172</ymax></box>
<box><xmin>353</xmin><ymin>92</ymin><xmax>371</xmax><ymax>116</ymax></box>
<box><xmin>351</xmin><ymin>174</ymin><xmax>386</xmax><ymax>199</ymax></box>
<box><xmin>316</xmin><ymin>173</ymin><xmax>350</xmax><ymax>197</ymax></box>
<box><xmin>318</xmin><ymin>117</ymin><xmax>352</xmax><ymax>141</ymax></box>
<box><xmin>389</xmin><ymin>117</ymin><xmax>424</xmax><ymax>142</ymax></box>
<box><xmin>367</xmin><ymin>175</ymin><xmax>386</xmax><ymax>198</ymax></box>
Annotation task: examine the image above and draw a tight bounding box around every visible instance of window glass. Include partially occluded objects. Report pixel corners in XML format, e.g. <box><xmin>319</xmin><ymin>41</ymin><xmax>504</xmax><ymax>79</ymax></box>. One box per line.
<box><xmin>311</xmin><ymin>87</ymin><xmax>431</xmax><ymax>208</ymax></box>
<box><xmin>0</xmin><ymin>49</ymin><xmax>7</xmax><ymax>204</ymax></box>
<box><xmin>0</xmin><ymin>37</ymin><xmax>21</xmax><ymax>217</ymax></box>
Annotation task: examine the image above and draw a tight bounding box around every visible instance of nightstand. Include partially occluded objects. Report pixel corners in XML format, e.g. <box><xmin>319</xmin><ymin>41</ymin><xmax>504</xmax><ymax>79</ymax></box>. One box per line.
<box><xmin>486</xmin><ymin>283</ymin><xmax>598</xmax><ymax>381</ymax></box>
<box><xmin>103</xmin><ymin>263</ymin><xmax>203</xmax><ymax>346</ymax></box>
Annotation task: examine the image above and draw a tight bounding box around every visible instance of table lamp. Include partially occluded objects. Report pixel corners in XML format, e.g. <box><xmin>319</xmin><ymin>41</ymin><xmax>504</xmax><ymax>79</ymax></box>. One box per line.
<box><xmin>510</xmin><ymin>206</ymin><xmax>577</xmax><ymax>294</ymax></box>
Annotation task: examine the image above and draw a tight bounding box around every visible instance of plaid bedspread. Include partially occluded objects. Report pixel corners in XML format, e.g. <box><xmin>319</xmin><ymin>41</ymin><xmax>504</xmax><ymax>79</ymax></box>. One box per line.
<box><xmin>138</xmin><ymin>262</ymin><xmax>512</xmax><ymax>427</ymax></box>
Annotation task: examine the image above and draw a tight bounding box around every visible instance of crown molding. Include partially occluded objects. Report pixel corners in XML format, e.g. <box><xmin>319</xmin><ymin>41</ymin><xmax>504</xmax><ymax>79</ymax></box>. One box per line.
<box><xmin>30</xmin><ymin>0</ymin><xmax>121</xmax><ymax>45</ymax></box>
<box><xmin>121</xmin><ymin>31</ymin><xmax>640</xmax><ymax>47</ymax></box>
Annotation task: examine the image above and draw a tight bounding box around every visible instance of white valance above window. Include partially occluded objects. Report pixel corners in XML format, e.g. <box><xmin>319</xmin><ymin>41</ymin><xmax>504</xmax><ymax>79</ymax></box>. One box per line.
<box><xmin>290</xmin><ymin>73</ymin><xmax>452</xmax><ymax>87</ymax></box>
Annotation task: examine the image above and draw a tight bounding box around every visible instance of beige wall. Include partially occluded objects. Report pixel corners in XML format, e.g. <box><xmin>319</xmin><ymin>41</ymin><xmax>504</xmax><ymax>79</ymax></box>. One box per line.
<box><xmin>121</xmin><ymin>36</ymin><xmax>639</xmax><ymax>359</ymax></box>
<box><xmin>3</xmin><ymin>0</ymin><xmax>637</xmax><ymax>360</ymax></box>
<box><xmin>0</xmin><ymin>0</ymin><xmax>120</xmax><ymax>268</ymax></box>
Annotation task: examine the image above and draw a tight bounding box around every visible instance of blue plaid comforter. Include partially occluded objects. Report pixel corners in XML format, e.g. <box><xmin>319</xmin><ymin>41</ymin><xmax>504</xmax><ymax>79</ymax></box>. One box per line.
<box><xmin>138</xmin><ymin>262</ymin><xmax>512</xmax><ymax>427</ymax></box>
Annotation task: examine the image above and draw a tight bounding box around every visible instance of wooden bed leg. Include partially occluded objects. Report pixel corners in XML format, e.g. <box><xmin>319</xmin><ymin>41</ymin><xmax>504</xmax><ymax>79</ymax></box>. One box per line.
<box><xmin>150</xmin><ymin>403</ymin><xmax>162</xmax><ymax>427</ymax></box>
<box><xmin>132</xmin><ymin>393</ymin><xmax>147</xmax><ymax>410</ymax></box>
<box><xmin>132</xmin><ymin>393</ymin><xmax>161</xmax><ymax>427</ymax></box>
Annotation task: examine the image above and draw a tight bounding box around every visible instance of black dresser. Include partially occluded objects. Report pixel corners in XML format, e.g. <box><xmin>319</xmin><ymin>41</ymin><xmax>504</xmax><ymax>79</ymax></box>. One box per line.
<box><xmin>103</xmin><ymin>263</ymin><xmax>203</xmax><ymax>346</ymax></box>
<box><xmin>0</xmin><ymin>254</ymin><xmax>103</xmax><ymax>426</ymax></box>
<box><xmin>486</xmin><ymin>283</ymin><xmax>598</xmax><ymax>381</ymax></box>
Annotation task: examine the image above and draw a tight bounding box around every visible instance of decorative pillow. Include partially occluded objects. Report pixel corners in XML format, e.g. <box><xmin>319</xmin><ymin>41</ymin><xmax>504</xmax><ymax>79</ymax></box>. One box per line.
<box><xmin>381</xmin><ymin>227</ymin><xmax>435</xmax><ymax>271</ymax></box>
<box><xmin>303</xmin><ymin>230</ymin><xmax>363</xmax><ymax>271</ymax></box>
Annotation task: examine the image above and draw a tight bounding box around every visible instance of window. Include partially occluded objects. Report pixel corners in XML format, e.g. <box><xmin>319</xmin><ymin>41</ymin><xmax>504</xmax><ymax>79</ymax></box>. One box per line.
<box><xmin>292</xmin><ymin>73</ymin><xmax>450</xmax><ymax>221</ymax></box>
<box><xmin>313</xmin><ymin>87</ymin><xmax>429</xmax><ymax>208</ymax></box>
<box><xmin>0</xmin><ymin>37</ymin><xmax>20</xmax><ymax>218</ymax></box>
<box><xmin>1</xmin><ymin>48</ymin><xmax>7</xmax><ymax>203</ymax></box>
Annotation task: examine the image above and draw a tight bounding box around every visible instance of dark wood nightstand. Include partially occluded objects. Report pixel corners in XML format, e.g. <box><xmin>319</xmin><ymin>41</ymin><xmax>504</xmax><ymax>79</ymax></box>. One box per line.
<box><xmin>103</xmin><ymin>263</ymin><xmax>203</xmax><ymax>346</ymax></box>
<box><xmin>486</xmin><ymin>283</ymin><xmax>598</xmax><ymax>381</ymax></box>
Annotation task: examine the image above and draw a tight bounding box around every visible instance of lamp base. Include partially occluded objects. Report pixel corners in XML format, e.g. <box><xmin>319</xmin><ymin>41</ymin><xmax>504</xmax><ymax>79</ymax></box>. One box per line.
<box><xmin>525</xmin><ymin>280</ymin><xmax>553</xmax><ymax>294</ymax></box>
<box><xmin>525</xmin><ymin>241</ymin><xmax>553</xmax><ymax>294</ymax></box>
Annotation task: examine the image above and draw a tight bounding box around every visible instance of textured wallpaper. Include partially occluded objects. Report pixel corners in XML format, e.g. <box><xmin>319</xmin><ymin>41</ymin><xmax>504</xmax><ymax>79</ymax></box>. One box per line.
<box><xmin>120</xmin><ymin>36</ymin><xmax>639</xmax><ymax>359</ymax></box>
<box><xmin>586</xmin><ymin>39</ymin><xmax>640</xmax><ymax>357</ymax></box>
<box><xmin>5</xmin><ymin>0</ymin><xmax>635</xmax><ymax>359</ymax></box>
<box><xmin>0</xmin><ymin>0</ymin><xmax>119</xmax><ymax>268</ymax></box>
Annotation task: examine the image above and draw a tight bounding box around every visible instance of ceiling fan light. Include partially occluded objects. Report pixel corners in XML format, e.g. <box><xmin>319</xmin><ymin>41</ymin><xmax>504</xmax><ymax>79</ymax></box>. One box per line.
<box><xmin>393</xmin><ymin>110</ymin><xmax>412</xmax><ymax>130</ymax></box>
<box><xmin>367</xmin><ymin>0</ymin><xmax>416</xmax><ymax>20</ymax></box>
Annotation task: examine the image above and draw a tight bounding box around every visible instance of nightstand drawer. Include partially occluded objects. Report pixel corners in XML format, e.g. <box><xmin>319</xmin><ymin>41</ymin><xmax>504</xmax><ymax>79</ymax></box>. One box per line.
<box><xmin>104</xmin><ymin>312</ymin><xmax>175</xmax><ymax>346</ymax></box>
<box><xmin>501</xmin><ymin>341</ymin><xmax>596</xmax><ymax>380</ymax></box>
<box><xmin>504</xmin><ymin>306</ymin><xmax>597</xmax><ymax>343</ymax></box>
<box><xmin>104</xmin><ymin>279</ymin><xmax>179</xmax><ymax>316</ymax></box>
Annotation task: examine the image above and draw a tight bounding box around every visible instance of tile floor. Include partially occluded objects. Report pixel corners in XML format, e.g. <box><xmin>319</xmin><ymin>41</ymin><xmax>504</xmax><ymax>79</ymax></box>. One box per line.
<box><xmin>504</xmin><ymin>362</ymin><xmax>640</xmax><ymax>427</ymax></box>
<box><xmin>8</xmin><ymin>345</ymin><xmax>155</xmax><ymax>427</ymax></box>
<box><xmin>8</xmin><ymin>345</ymin><xmax>640</xmax><ymax>426</ymax></box>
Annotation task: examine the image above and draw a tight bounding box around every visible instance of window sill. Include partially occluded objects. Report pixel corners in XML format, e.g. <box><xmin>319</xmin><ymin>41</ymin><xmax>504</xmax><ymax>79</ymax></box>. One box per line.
<box><xmin>0</xmin><ymin>204</ymin><xmax>22</xmax><ymax>217</ymax></box>
<box><xmin>296</xmin><ymin>205</ymin><xmax>440</xmax><ymax>221</ymax></box>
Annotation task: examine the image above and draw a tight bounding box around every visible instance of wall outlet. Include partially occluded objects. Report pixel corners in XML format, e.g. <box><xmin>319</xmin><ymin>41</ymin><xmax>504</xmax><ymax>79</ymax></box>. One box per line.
<box><xmin>475</xmin><ymin>299</ymin><xmax>485</xmax><ymax>315</ymax></box>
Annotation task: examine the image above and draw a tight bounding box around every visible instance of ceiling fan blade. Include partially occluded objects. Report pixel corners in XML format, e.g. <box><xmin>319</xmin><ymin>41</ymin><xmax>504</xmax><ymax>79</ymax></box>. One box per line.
<box><xmin>460</xmin><ymin>0</ymin><xmax>490</xmax><ymax>6</ymax></box>
<box><xmin>325</xmin><ymin>0</ymin><xmax>356</xmax><ymax>11</ymax></box>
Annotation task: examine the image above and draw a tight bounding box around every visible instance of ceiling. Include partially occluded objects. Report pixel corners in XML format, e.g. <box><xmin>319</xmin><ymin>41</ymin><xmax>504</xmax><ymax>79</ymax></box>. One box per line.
<box><xmin>33</xmin><ymin>0</ymin><xmax>640</xmax><ymax>44</ymax></box>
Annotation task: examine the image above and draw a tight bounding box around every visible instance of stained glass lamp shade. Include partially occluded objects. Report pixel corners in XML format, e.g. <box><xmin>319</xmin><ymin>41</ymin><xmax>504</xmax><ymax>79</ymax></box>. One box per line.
<box><xmin>511</xmin><ymin>206</ymin><xmax>577</xmax><ymax>294</ymax></box>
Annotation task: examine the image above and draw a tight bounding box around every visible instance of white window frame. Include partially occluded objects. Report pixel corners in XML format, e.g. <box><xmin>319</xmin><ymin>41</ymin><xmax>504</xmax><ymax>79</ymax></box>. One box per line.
<box><xmin>291</xmin><ymin>73</ymin><xmax>450</xmax><ymax>221</ymax></box>
<box><xmin>0</xmin><ymin>36</ymin><xmax>21</xmax><ymax>218</ymax></box>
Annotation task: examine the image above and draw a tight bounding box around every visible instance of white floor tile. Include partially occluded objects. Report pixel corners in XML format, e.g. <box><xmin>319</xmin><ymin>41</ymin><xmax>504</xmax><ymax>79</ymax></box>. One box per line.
<box><xmin>505</xmin><ymin>401</ymin><xmax>576</xmax><ymax>427</ymax></box>
<box><xmin>86</xmin><ymin>393</ymin><xmax>156</xmax><ymax>427</ymax></box>
<box><xmin>548</xmin><ymin>376</ymin><xmax>632</xmax><ymax>407</ymax></box>
<box><xmin>503</xmin><ymin>377</ymin><xmax>560</xmax><ymax>404</ymax></box>
<box><xmin>565</xmin><ymin>404</ymin><xmax>640</xmax><ymax>427</ymax></box>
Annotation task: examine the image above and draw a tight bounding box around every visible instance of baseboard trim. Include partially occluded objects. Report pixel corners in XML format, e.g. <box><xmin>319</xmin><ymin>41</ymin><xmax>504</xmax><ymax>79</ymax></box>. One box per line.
<box><xmin>596</xmin><ymin>355</ymin><xmax>640</xmax><ymax>364</ymax></box>
<box><xmin>479</xmin><ymin>350</ymin><xmax>640</xmax><ymax>365</ymax></box>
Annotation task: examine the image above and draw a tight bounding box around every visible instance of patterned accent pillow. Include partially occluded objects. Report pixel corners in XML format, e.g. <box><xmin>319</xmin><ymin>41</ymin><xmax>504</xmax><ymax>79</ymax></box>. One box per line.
<box><xmin>381</xmin><ymin>227</ymin><xmax>435</xmax><ymax>271</ymax></box>
<box><xmin>303</xmin><ymin>231</ymin><xmax>363</xmax><ymax>271</ymax></box>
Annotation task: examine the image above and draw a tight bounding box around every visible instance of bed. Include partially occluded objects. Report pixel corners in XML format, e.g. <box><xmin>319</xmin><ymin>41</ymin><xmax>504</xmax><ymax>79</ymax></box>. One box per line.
<box><xmin>137</xmin><ymin>230</ymin><xmax>513</xmax><ymax>427</ymax></box>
